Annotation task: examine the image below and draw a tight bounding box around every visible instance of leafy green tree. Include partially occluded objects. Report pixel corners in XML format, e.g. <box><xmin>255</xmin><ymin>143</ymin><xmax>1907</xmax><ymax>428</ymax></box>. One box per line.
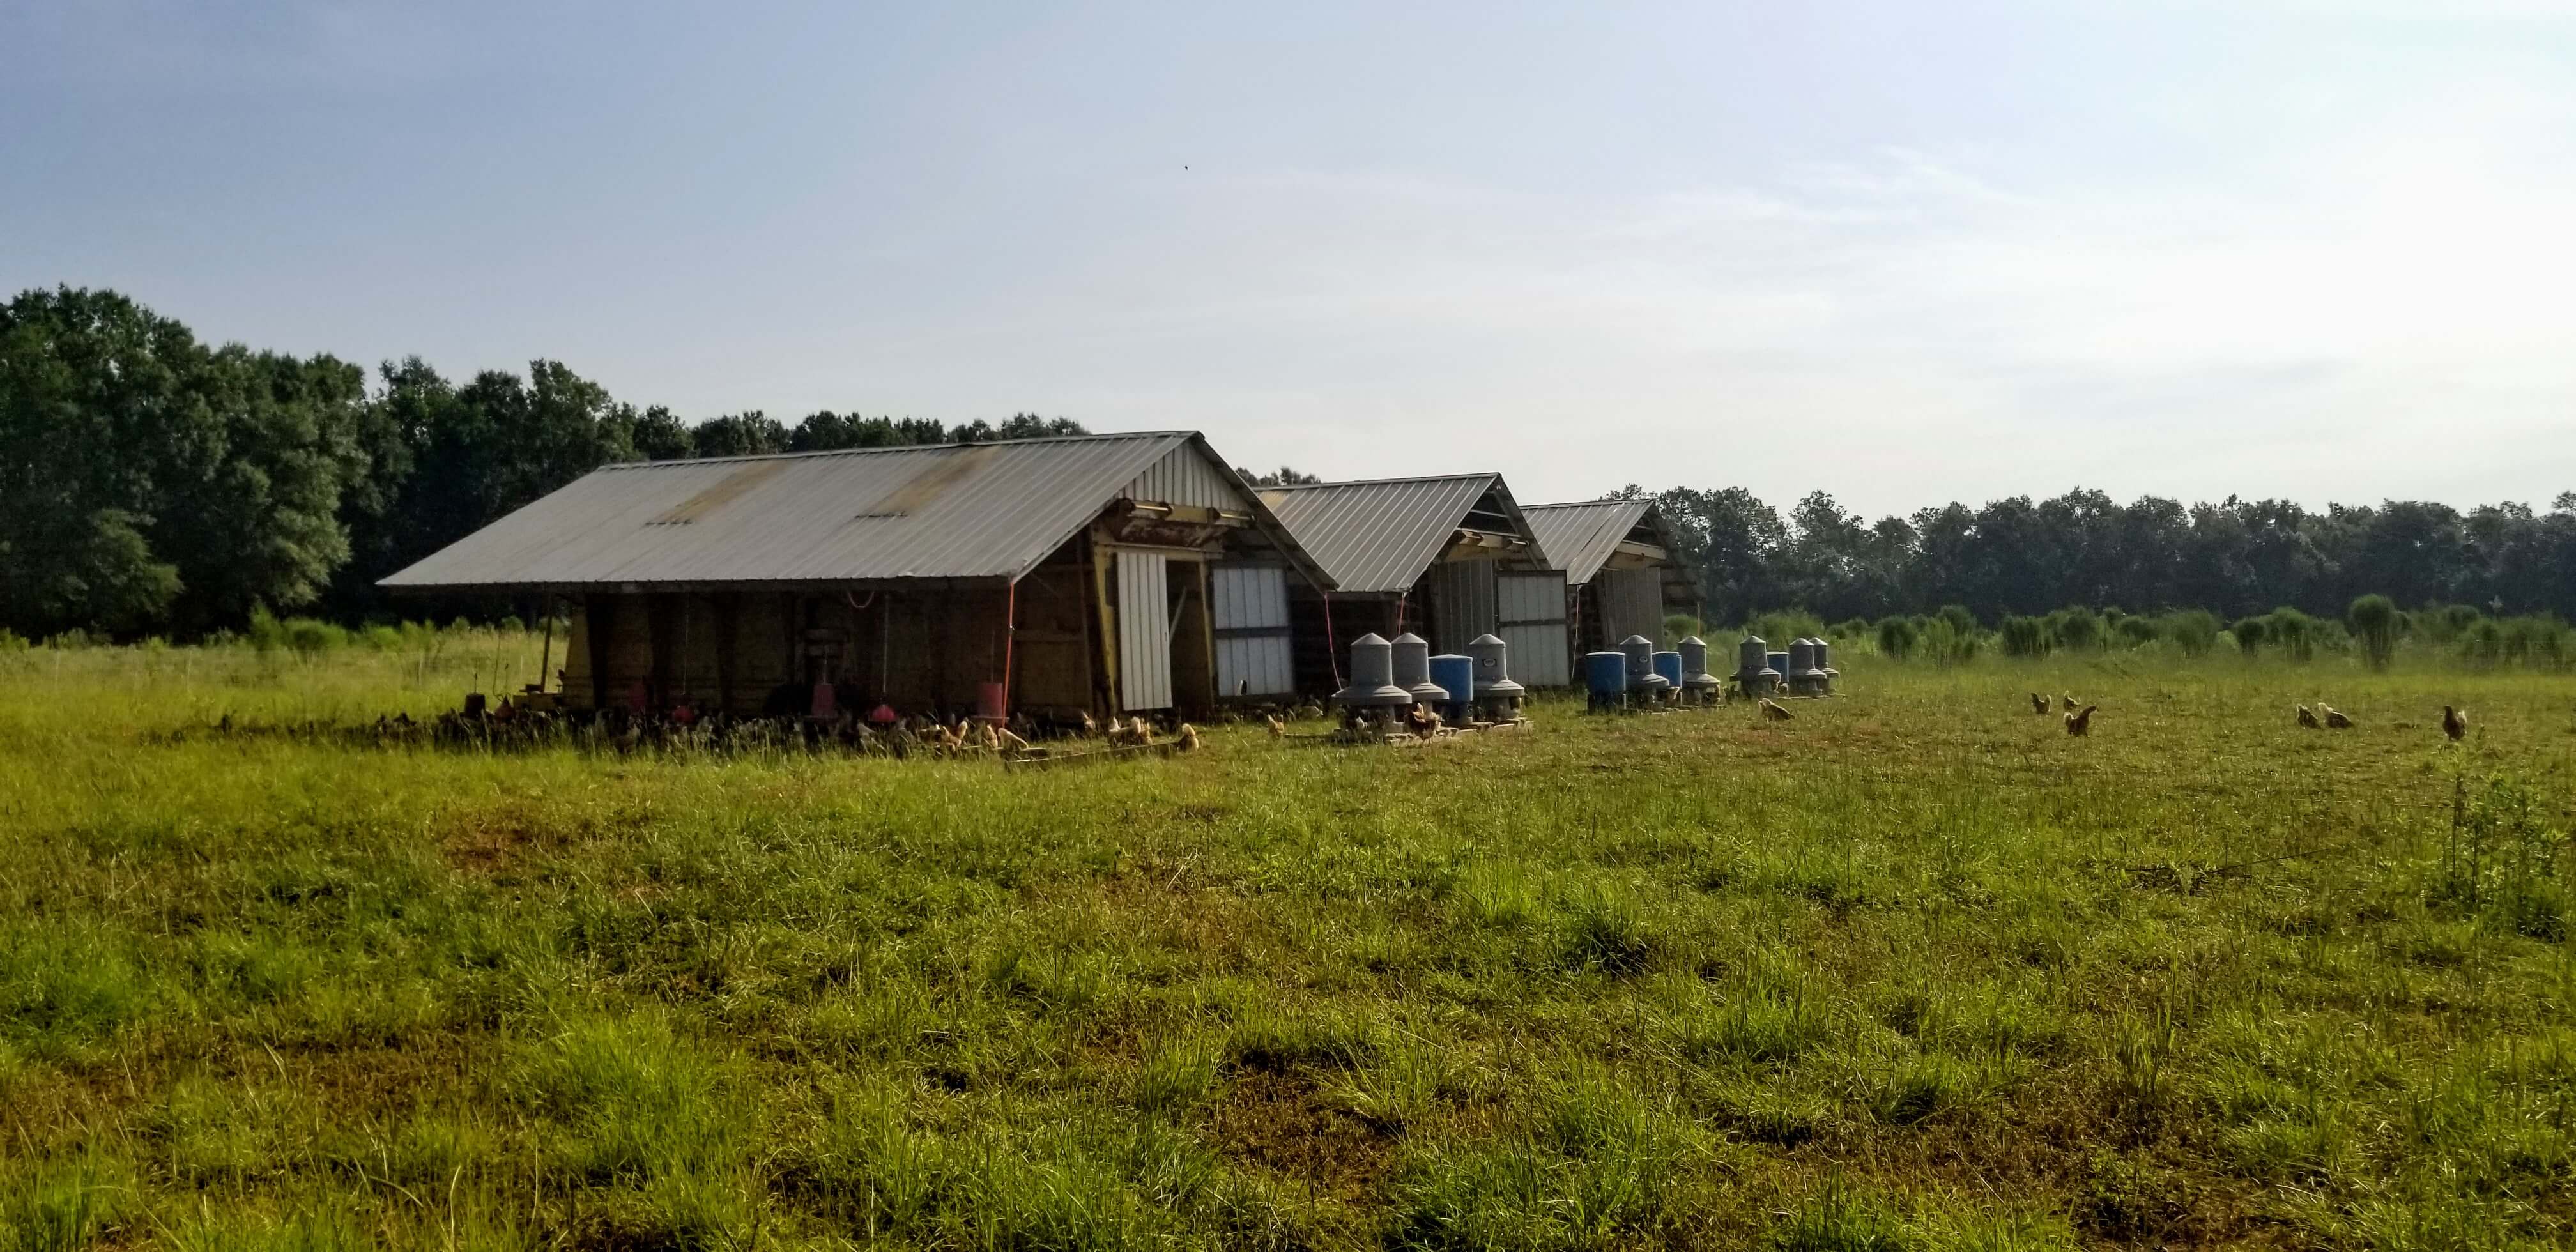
<box><xmin>692</xmin><ymin>411</ymin><xmax>788</xmax><ymax>457</ymax></box>
<box><xmin>629</xmin><ymin>404</ymin><xmax>696</xmax><ymax>460</ymax></box>
<box><xmin>1241</xmin><ymin>466</ymin><xmax>1321</xmax><ymax>486</ymax></box>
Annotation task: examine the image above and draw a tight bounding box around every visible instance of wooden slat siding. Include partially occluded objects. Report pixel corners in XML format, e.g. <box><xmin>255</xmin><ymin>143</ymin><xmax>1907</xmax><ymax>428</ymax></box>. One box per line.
<box><xmin>1425</xmin><ymin>559</ymin><xmax>1499</xmax><ymax>655</ymax></box>
<box><xmin>1211</xmin><ymin>563</ymin><xmax>1294</xmax><ymax>697</ymax></box>
<box><xmin>1115</xmin><ymin>548</ymin><xmax>1174</xmax><ymax>711</ymax></box>
<box><xmin>1498</xmin><ymin>570</ymin><xmax>1572</xmax><ymax>687</ymax></box>
<box><xmin>1123</xmin><ymin>444</ymin><xmax>1244</xmax><ymax>510</ymax></box>
<box><xmin>1600</xmin><ymin>567</ymin><xmax>1665</xmax><ymax>645</ymax></box>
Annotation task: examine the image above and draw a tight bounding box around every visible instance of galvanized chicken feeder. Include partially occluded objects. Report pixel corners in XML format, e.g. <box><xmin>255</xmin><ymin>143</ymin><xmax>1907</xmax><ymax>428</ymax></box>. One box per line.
<box><xmin>1390</xmin><ymin>632</ymin><xmax>1450</xmax><ymax>706</ymax></box>
<box><xmin>1736</xmin><ymin>635</ymin><xmax>1781</xmax><ymax>696</ymax></box>
<box><xmin>1332</xmin><ymin>634</ymin><xmax>1414</xmax><ymax>708</ymax></box>
<box><xmin>1466</xmin><ymin>633</ymin><xmax>1526</xmax><ymax>719</ymax></box>
<box><xmin>1788</xmin><ymin>637</ymin><xmax>1829</xmax><ymax>696</ymax></box>
<box><xmin>1678</xmin><ymin>636</ymin><xmax>1723</xmax><ymax>703</ymax></box>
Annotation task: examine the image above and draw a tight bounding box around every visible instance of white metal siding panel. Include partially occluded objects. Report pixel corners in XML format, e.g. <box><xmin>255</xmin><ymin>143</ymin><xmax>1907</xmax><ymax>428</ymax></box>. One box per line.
<box><xmin>1123</xmin><ymin>445</ymin><xmax>1245</xmax><ymax>510</ymax></box>
<box><xmin>1115</xmin><ymin>549</ymin><xmax>1173</xmax><ymax>710</ymax></box>
<box><xmin>1601</xmin><ymin>567</ymin><xmax>1665</xmax><ymax>644</ymax></box>
<box><xmin>1497</xmin><ymin>570</ymin><xmax>1571</xmax><ymax>687</ymax></box>
<box><xmin>1210</xmin><ymin>563</ymin><xmax>1293</xmax><ymax>696</ymax></box>
<box><xmin>1426</xmin><ymin>560</ymin><xmax>1499</xmax><ymax>654</ymax></box>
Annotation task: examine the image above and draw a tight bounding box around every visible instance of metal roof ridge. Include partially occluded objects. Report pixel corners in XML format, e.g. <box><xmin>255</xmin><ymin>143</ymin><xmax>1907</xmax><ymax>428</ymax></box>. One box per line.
<box><xmin>594</xmin><ymin>429</ymin><xmax>1192</xmax><ymax>471</ymax></box>
<box><xmin>1264</xmin><ymin>471</ymin><xmax>1501</xmax><ymax>491</ymax></box>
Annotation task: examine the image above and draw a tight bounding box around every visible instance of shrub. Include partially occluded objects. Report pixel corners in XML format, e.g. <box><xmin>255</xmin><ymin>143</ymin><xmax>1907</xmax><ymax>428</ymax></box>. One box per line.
<box><xmin>1662</xmin><ymin>613</ymin><xmax>1703</xmax><ymax>645</ymax></box>
<box><xmin>245</xmin><ymin>606</ymin><xmax>286</xmax><ymax>653</ymax></box>
<box><xmin>1830</xmin><ymin>618</ymin><xmax>1871</xmax><ymax>642</ymax></box>
<box><xmin>2228</xmin><ymin>616</ymin><xmax>2267</xmax><ymax>656</ymax></box>
<box><xmin>2458</xmin><ymin>618</ymin><xmax>2504</xmax><ymax>666</ymax></box>
<box><xmin>0</xmin><ymin>628</ymin><xmax>27</xmax><ymax>653</ymax></box>
<box><xmin>2161</xmin><ymin>611</ymin><xmax>2221</xmax><ymax>657</ymax></box>
<box><xmin>1998</xmin><ymin>616</ymin><xmax>2052</xmax><ymax>658</ymax></box>
<box><xmin>1875</xmin><ymin>617</ymin><xmax>1919</xmax><ymax>662</ymax></box>
<box><xmin>2263</xmin><ymin>607</ymin><xmax>2318</xmax><ymax>661</ymax></box>
<box><xmin>1935</xmin><ymin>604</ymin><xmax>1979</xmax><ymax>637</ymax></box>
<box><xmin>283</xmin><ymin>618</ymin><xmax>346</xmax><ymax>659</ymax></box>
<box><xmin>2047</xmin><ymin>607</ymin><xmax>2103</xmax><ymax>652</ymax></box>
<box><xmin>1749</xmin><ymin>610</ymin><xmax>1828</xmax><ymax>652</ymax></box>
<box><xmin>2114</xmin><ymin>615</ymin><xmax>2161</xmax><ymax>648</ymax></box>
<box><xmin>1918</xmin><ymin>616</ymin><xmax>1981</xmax><ymax>664</ymax></box>
<box><xmin>2347</xmin><ymin>595</ymin><xmax>2398</xmax><ymax>670</ymax></box>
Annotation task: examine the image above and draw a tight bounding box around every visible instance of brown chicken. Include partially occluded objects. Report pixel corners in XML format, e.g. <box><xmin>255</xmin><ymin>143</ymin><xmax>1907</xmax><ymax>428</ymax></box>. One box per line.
<box><xmin>2297</xmin><ymin>704</ymin><xmax>2321</xmax><ymax>729</ymax></box>
<box><xmin>1759</xmin><ymin>698</ymin><xmax>1793</xmax><ymax>721</ymax></box>
<box><xmin>2060</xmin><ymin>692</ymin><xmax>2079</xmax><ymax>712</ymax></box>
<box><xmin>1264</xmin><ymin>714</ymin><xmax>1286</xmax><ymax>738</ymax></box>
<box><xmin>2442</xmin><ymin>705</ymin><xmax>2469</xmax><ymax>742</ymax></box>
<box><xmin>1176</xmin><ymin>723</ymin><xmax>1200</xmax><ymax>752</ymax></box>
<box><xmin>2064</xmin><ymin>705</ymin><xmax>2096</xmax><ymax>736</ymax></box>
<box><xmin>2030</xmin><ymin>692</ymin><xmax>2051</xmax><ymax>715</ymax></box>
<box><xmin>2322</xmin><ymin>705</ymin><xmax>2353</xmax><ymax>729</ymax></box>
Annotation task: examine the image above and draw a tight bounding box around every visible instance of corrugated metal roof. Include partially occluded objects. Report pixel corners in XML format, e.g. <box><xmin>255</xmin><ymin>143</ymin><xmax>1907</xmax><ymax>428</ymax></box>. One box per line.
<box><xmin>1522</xmin><ymin>499</ymin><xmax>1657</xmax><ymax>585</ymax></box>
<box><xmin>1259</xmin><ymin>474</ymin><xmax>1545</xmax><ymax>595</ymax></box>
<box><xmin>380</xmin><ymin>432</ymin><xmax>1326</xmax><ymax>591</ymax></box>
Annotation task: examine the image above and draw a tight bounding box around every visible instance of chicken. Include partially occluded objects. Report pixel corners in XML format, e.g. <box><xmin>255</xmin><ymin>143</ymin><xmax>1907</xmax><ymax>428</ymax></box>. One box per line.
<box><xmin>994</xmin><ymin>726</ymin><xmax>1031</xmax><ymax>754</ymax></box>
<box><xmin>1079</xmin><ymin>710</ymin><xmax>1099</xmax><ymax>737</ymax></box>
<box><xmin>1759</xmin><ymin>698</ymin><xmax>1793</xmax><ymax>721</ymax></box>
<box><xmin>935</xmin><ymin>724</ymin><xmax>964</xmax><ymax>752</ymax></box>
<box><xmin>2060</xmin><ymin>692</ymin><xmax>2079</xmax><ymax>712</ymax></box>
<box><xmin>1176</xmin><ymin>723</ymin><xmax>1200</xmax><ymax>752</ymax></box>
<box><xmin>2031</xmin><ymin>692</ymin><xmax>2051</xmax><ymax>715</ymax></box>
<box><xmin>1130</xmin><ymin>716</ymin><xmax>1152</xmax><ymax>745</ymax></box>
<box><xmin>2442</xmin><ymin>705</ymin><xmax>2469</xmax><ymax>742</ymax></box>
<box><xmin>1264</xmin><ymin>714</ymin><xmax>1286</xmax><ymax>738</ymax></box>
<box><xmin>2322</xmin><ymin>705</ymin><xmax>2353</xmax><ymax>729</ymax></box>
<box><xmin>2064</xmin><ymin>704</ymin><xmax>2096</xmax><ymax>737</ymax></box>
<box><xmin>1406</xmin><ymin>705</ymin><xmax>1443</xmax><ymax>735</ymax></box>
<box><xmin>2297</xmin><ymin>704</ymin><xmax>2320</xmax><ymax>729</ymax></box>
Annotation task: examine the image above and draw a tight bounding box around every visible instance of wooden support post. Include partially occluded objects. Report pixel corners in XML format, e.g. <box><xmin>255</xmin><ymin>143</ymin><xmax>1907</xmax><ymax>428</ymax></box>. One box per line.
<box><xmin>1087</xmin><ymin>528</ymin><xmax>1119</xmax><ymax>718</ymax></box>
<box><xmin>714</xmin><ymin>593</ymin><xmax>739</xmax><ymax>714</ymax></box>
<box><xmin>535</xmin><ymin>595</ymin><xmax>555</xmax><ymax>692</ymax></box>
<box><xmin>584</xmin><ymin>595</ymin><xmax>617</xmax><ymax>712</ymax></box>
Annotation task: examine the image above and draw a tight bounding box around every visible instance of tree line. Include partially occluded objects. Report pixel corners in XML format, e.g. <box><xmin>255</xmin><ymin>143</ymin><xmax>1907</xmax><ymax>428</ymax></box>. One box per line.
<box><xmin>7</xmin><ymin>286</ymin><xmax>2570</xmax><ymax>643</ymax></box>
<box><xmin>1625</xmin><ymin>484</ymin><xmax>2576</xmax><ymax>630</ymax></box>
<box><xmin>0</xmin><ymin>287</ymin><xmax>1086</xmax><ymax>639</ymax></box>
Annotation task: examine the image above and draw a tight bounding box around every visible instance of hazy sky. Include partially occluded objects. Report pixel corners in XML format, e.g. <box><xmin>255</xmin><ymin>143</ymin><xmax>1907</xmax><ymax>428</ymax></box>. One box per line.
<box><xmin>6</xmin><ymin>1</ymin><xmax>2572</xmax><ymax>519</ymax></box>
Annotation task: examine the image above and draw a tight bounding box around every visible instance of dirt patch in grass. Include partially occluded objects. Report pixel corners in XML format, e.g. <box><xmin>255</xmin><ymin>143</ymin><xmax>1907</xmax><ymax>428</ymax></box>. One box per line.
<box><xmin>436</xmin><ymin>800</ymin><xmax>564</xmax><ymax>879</ymax></box>
<box><xmin>1205</xmin><ymin>1069</ymin><xmax>1395</xmax><ymax>1205</ymax></box>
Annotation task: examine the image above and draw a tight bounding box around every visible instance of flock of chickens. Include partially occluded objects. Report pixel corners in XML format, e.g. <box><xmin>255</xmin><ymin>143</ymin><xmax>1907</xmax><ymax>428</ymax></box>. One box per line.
<box><xmin>2018</xmin><ymin>690</ymin><xmax>2471</xmax><ymax>742</ymax></box>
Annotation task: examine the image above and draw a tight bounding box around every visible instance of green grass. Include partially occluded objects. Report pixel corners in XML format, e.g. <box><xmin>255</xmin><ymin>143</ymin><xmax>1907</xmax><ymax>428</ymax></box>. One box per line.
<box><xmin>3</xmin><ymin>640</ymin><xmax>2573</xmax><ymax>1248</ymax></box>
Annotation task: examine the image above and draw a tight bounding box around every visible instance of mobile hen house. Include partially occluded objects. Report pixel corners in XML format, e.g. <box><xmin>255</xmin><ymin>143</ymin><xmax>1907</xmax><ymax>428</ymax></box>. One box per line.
<box><xmin>1258</xmin><ymin>474</ymin><xmax>1571</xmax><ymax>689</ymax></box>
<box><xmin>379</xmin><ymin>432</ymin><xmax>1331</xmax><ymax>722</ymax></box>
<box><xmin>1520</xmin><ymin>498</ymin><xmax>1698</xmax><ymax>662</ymax></box>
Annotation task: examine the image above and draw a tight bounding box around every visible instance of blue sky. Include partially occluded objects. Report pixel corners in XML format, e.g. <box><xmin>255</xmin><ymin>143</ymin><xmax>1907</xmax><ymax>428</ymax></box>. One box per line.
<box><xmin>6</xmin><ymin>1</ymin><xmax>2572</xmax><ymax>519</ymax></box>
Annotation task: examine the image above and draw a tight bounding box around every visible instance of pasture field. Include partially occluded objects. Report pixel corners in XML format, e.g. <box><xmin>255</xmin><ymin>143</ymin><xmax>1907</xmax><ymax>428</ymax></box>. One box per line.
<box><xmin>3</xmin><ymin>638</ymin><xmax>2572</xmax><ymax>1251</ymax></box>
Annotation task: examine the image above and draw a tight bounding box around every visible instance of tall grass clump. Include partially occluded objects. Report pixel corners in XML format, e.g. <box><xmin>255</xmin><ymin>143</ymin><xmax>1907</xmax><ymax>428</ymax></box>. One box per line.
<box><xmin>2230</xmin><ymin>615</ymin><xmax>2269</xmax><ymax>657</ymax></box>
<box><xmin>2046</xmin><ymin>606</ymin><xmax>2103</xmax><ymax>653</ymax></box>
<box><xmin>1875</xmin><ymin>616</ymin><xmax>1919</xmax><ymax>662</ymax></box>
<box><xmin>2263</xmin><ymin>607</ymin><xmax>2320</xmax><ymax>661</ymax></box>
<box><xmin>2432</xmin><ymin>772</ymin><xmax>2569</xmax><ymax>942</ymax></box>
<box><xmin>2349</xmin><ymin>595</ymin><xmax>2399</xmax><ymax>671</ymax></box>
<box><xmin>2160</xmin><ymin>609</ymin><xmax>2221</xmax><ymax>657</ymax></box>
<box><xmin>1998</xmin><ymin>616</ymin><xmax>2051</xmax><ymax>659</ymax></box>
<box><xmin>1748</xmin><ymin>610</ymin><xmax>1829</xmax><ymax>651</ymax></box>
